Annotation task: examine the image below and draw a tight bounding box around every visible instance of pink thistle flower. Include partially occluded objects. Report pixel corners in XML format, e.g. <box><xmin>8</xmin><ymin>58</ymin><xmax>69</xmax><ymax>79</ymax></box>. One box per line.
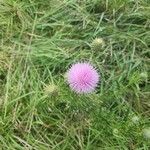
<box><xmin>67</xmin><ymin>62</ymin><xmax>99</xmax><ymax>93</ymax></box>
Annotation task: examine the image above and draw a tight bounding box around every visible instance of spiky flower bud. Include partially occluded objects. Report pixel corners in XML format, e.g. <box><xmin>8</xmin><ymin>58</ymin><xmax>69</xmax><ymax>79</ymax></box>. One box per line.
<box><xmin>44</xmin><ymin>84</ymin><xmax>58</xmax><ymax>96</ymax></box>
<box><xmin>140</xmin><ymin>72</ymin><xmax>148</xmax><ymax>80</ymax></box>
<box><xmin>131</xmin><ymin>116</ymin><xmax>140</xmax><ymax>124</ymax></box>
<box><xmin>91</xmin><ymin>38</ymin><xmax>105</xmax><ymax>51</ymax></box>
<box><xmin>143</xmin><ymin>128</ymin><xmax>150</xmax><ymax>139</ymax></box>
<box><xmin>113</xmin><ymin>128</ymin><xmax>119</xmax><ymax>136</ymax></box>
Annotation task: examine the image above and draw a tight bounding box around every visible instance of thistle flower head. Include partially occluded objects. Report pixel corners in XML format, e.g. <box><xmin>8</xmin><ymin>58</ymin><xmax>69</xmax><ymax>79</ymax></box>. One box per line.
<box><xmin>91</xmin><ymin>38</ymin><xmax>105</xmax><ymax>50</ymax></box>
<box><xmin>131</xmin><ymin>116</ymin><xmax>140</xmax><ymax>124</ymax></box>
<box><xmin>66</xmin><ymin>62</ymin><xmax>99</xmax><ymax>93</ymax></box>
<box><xmin>44</xmin><ymin>84</ymin><xmax>58</xmax><ymax>96</ymax></box>
<box><xmin>140</xmin><ymin>72</ymin><xmax>148</xmax><ymax>80</ymax></box>
<box><xmin>113</xmin><ymin>128</ymin><xmax>119</xmax><ymax>136</ymax></box>
<box><xmin>143</xmin><ymin>128</ymin><xmax>150</xmax><ymax>139</ymax></box>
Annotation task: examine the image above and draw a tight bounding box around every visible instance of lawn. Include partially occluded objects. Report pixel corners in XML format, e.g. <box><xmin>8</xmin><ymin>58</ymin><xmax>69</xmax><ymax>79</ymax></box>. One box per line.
<box><xmin>0</xmin><ymin>0</ymin><xmax>150</xmax><ymax>149</ymax></box>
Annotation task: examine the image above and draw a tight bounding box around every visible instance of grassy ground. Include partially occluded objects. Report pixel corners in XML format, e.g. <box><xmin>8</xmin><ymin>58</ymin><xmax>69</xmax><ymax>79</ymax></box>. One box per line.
<box><xmin>0</xmin><ymin>0</ymin><xmax>150</xmax><ymax>149</ymax></box>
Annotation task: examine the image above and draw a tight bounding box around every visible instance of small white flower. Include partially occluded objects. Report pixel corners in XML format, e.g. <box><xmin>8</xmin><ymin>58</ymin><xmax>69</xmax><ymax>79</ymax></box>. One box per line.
<box><xmin>143</xmin><ymin>128</ymin><xmax>150</xmax><ymax>139</ymax></box>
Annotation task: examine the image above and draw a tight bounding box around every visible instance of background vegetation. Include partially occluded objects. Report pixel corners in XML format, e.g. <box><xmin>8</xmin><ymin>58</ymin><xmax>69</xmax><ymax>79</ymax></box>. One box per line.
<box><xmin>0</xmin><ymin>0</ymin><xmax>150</xmax><ymax>149</ymax></box>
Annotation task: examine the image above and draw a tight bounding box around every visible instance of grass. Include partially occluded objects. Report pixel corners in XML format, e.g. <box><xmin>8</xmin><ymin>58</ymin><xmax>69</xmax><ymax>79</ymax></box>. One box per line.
<box><xmin>0</xmin><ymin>0</ymin><xmax>150</xmax><ymax>149</ymax></box>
